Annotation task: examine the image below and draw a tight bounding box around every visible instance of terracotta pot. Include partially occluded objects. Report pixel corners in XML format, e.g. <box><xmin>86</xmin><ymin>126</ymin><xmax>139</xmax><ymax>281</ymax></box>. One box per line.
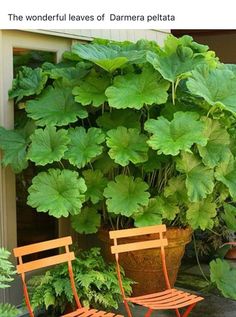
<box><xmin>98</xmin><ymin>227</ymin><xmax>192</xmax><ymax>296</ymax></box>
<box><xmin>224</xmin><ymin>242</ymin><xmax>236</xmax><ymax>260</ymax></box>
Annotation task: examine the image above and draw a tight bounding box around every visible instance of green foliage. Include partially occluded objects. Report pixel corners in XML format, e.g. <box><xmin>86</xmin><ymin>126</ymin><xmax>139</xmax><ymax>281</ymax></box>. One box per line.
<box><xmin>0</xmin><ymin>303</ymin><xmax>19</xmax><ymax>317</ymax></box>
<box><xmin>3</xmin><ymin>34</ymin><xmax>236</xmax><ymax>243</ymax></box>
<box><xmin>0</xmin><ymin>248</ymin><xmax>20</xmax><ymax>317</ymax></box>
<box><xmin>0</xmin><ymin>248</ymin><xmax>15</xmax><ymax>289</ymax></box>
<box><xmin>0</xmin><ymin>127</ymin><xmax>29</xmax><ymax>173</ymax></box>
<box><xmin>106</xmin><ymin>66</ymin><xmax>169</xmax><ymax>109</ymax></box>
<box><xmin>187</xmin><ymin>65</ymin><xmax>236</xmax><ymax>115</ymax></box>
<box><xmin>64</xmin><ymin>127</ymin><xmax>105</xmax><ymax>168</ymax></box>
<box><xmin>222</xmin><ymin>204</ymin><xmax>236</xmax><ymax>231</ymax></box>
<box><xmin>27</xmin><ymin>169</ymin><xmax>87</xmax><ymax>217</ymax></box>
<box><xmin>145</xmin><ymin>112</ymin><xmax>207</xmax><ymax>156</ymax></box>
<box><xmin>104</xmin><ymin>175</ymin><xmax>150</xmax><ymax>217</ymax></box>
<box><xmin>210</xmin><ymin>259</ymin><xmax>236</xmax><ymax>300</ymax></box>
<box><xmin>26</xmin><ymin>85</ymin><xmax>87</xmax><ymax>126</ymax></box>
<box><xmin>106</xmin><ymin>127</ymin><xmax>148</xmax><ymax>166</ymax></box>
<box><xmin>9</xmin><ymin>66</ymin><xmax>47</xmax><ymax>102</ymax></box>
<box><xmin>72</xmin><ymin>70</ymin><xmax>110</xmax><ymax>106</ymax></box>
<box><xmin>27</xmin><ymin>248</ymin><xmax>133</xmax><ymax>314</ymax></box>
<box><xmin>28</xmin><ymin>126</ymin><xmax>70</xmax><ymax>165</ymax></box>
<box><xmin>71</xmin><ymin>207</ymin><xmax>101</xmax><ymax>234</ymax></box>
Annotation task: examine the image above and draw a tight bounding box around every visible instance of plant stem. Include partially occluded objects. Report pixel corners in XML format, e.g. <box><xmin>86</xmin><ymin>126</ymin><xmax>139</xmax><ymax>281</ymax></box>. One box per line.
<box><xmin>172</xmin><ymin>81</ymin><xmax>175</xmax><ymax>105</ymax></box>
<box><xmin>193</xmin><ymin>233</ymin><xmax>210</xmax><ymax>283</ymax></box>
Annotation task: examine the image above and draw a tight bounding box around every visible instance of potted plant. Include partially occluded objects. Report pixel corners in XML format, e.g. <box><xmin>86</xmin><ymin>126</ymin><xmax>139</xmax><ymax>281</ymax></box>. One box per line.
<box><xmin>1</xmin><ymin>34</ymin><xmax>236</xmax><ymax>295</ymax></box>
<box><xmin>26</xmin><ymin>248</ymin><xmax>133</xmax><ymax>316</ymax></box>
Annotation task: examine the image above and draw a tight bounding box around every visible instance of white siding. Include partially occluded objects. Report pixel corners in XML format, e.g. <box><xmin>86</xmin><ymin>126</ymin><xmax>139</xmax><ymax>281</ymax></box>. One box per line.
<box><xmin>22</xmin><ymin>29</ymin><xmax>170</xmax><ymax>45</ymax></box>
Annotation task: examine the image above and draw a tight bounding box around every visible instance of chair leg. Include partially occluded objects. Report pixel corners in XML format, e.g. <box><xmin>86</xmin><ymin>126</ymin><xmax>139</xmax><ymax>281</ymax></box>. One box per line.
<box><xmin>175</xmin><ymin>309</ymin><xmax>181</xmax><ymax>317</ymax></box>
<box><xmin>124</xmin><ymin>300</ymin><xmax>133</xmax><ymax>317</ymax></box>
<box><xmin>145</xmin><ymin>308</ymin><xmax>153</xmax><ymax>317</ymax></box>
<box><xmin>181</xmin><ymin>303</ymin><xmax>196</xmax><ymax>317</ymax></box>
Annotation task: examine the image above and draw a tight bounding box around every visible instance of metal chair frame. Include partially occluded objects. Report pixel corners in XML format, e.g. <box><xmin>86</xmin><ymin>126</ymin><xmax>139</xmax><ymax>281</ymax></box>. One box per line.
<box><xmin>109</xmin><ymin>225</ymin><xmax>204</xmax><ymax>317</ymax></box>
<box><xmin>13</xmin><ymin>236</ymin><xmax>123</xmax><ymax>317</ymax></box>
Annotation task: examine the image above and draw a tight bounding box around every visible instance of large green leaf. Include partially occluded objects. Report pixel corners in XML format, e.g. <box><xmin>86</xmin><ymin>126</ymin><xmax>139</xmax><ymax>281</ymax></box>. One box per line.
<box><xmin>71</xmin><ymin>206</ymin><xmax>101</xmax><ymax>234</ymax></box>
<box><xmin>176</xmin><ymin>152</ymin><xmax>214</xmax><ymax>202</ymax></box>
<box><xmin>222</xmin><ymin>204</ymin><xmax>236</xmax><ymax>231</ymax></box>
<box><xmin>72</xmin><ymin>70</ymin><xmax>110</xmax><ymax>107</ymax></box>
<box><xmin>156</xmin><ymin>196</ymin><xmax>179</xmax><ymax>221</ymax></box>
<box><xmin>44</xmin><ymin>62</ymin><xmax>90</xmax><ymax>87</ymax></box>
<box><xmin>210</xmin><ymin>259</ymin><xmax>236</xmax><ymax>300</ymax></box>
<box><xmin>145</xmin><ymin>112</ymin><xmax>207</xmax><ymax>156</ymax></box>
<box><xmin>134</xmin><ymin>198</ymin><xmax>163</xmax><ymax>227</ymax></box>
<box><xmin>146</xmin><ymin>45</ymin><xmax>203</xmax><ymax>84</ymax></box>
<box><xmin>0</xmin><ymin>127</ymin><xmax>28</xmax><ymax>173</ymax></box>
<box><xmin>198</xmin><ymin>117</ymin><xmax>230</xmax><ymax>168</ymax></box>
<box><xmin>104</xmin><ymin>175</ymin><xmax>150</xmax><ymax>217</ymax></box>
<box><xmin>64</xmin><ymin>127</ymin><xmax>105</xmax><ymax>168</ymax></box>
<box><xmin>106</xmin><ymin>127</ymin><xmax>148</xmax><ymax>166</ymax></box>
<box><xmin>26</xmin><ymin>86</ymin><xmax>87</xmax><ymax>126</ymax></box>
<box><xmin>186</xmin><ymin>198</ymin><xmax>217</xmax><ymax>230</ymax></box>
<box><xmin>27</xmin><ymin>169</ymin><xmax>87</xmax><ymax>218</ymax></box>
<box><xmin>82</xmin><ymin>169</ymin><xmax>108</xmax><ymax>204</ymax></box>
<box><xmin>164</xmin><ymin>175</ymin><xmax>188</xmax><ymax>203</ymax></box>
<box><xmin>96</xmin><ymin>109</ymin><xmax>140</xmax><ymax>130</ymax></box>
<box><xmin>28</xmin><ymin>126</ymin><xmax>69</xmax><ymax>166</ymax></box>
<box><xmin>9</xmin><ymin>66</ymin><xmax>48</xmax><ymax>102</ymax></box>
<box><xmin>187</xmin><ymin>65</ymin><xmax>236</xmax><ymax>115</ymax></box>
<box><xmin>215</xmin><ymin>153</ymin><xmax>236</xmax><ymax>200</ymax></box>
<box><xmin>105</xmin><ymin>67</ymin><xmax>170</xmax><ymax>109</ymax></box>
<box><xmin>72</xmin><ymin>43</ymin><xmax>128</xmax><ymax>72</ymax></box>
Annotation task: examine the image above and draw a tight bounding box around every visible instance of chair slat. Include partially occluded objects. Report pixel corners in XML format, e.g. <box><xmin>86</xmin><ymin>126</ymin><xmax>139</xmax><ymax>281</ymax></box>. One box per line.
<box><xmin>109</xmin><ymin>225</ymin><xmax>166</xmax><ymax>239</ymax></box>
<box><xmin>111</xmin><ymin>238</ymin><xmax>168</xmax><ymax>254</ymax></box>
<box><xmin>13</xmin><ymin>236</ymin><xmax>72</xmax><ymax>257</ymax></box>
<box><xmin>16</xmin><ymin>252</ymin><xmax>75</xmax><ymax>273</ymax></box>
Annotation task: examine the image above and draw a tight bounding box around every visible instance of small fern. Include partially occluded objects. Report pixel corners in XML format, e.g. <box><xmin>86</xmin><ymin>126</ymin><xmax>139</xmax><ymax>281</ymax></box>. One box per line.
<box><xmin>27</xmin><ymin>247</ymin><xmax>133</xmax><ymax>315</ymax></box>
<box><xmin>0</xmin><ymin>248</ymin><xmax>20</xmax><ymax>316</ymax></box>
<box><xmin>0</xmin><ymin>303</ymin><xmax>19</xmax><ymax>317</ymax></box>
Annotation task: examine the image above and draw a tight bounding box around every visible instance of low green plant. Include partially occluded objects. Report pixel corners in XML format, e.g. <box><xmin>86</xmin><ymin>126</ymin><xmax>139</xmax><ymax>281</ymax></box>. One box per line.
<box><xmin>27</xmin><ymin>248</ymin><xmax>133</xmax><ymax>316</ymax></box>
<box><xmin>0</xmin><ymin>248</ymin><xmax>19</xmax><ymax>317</ymax></box>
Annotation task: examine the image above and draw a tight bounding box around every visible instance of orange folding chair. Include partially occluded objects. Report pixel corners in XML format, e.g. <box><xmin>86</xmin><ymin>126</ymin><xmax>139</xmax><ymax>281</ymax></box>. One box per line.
<box><xmin>13</xmin><ymin>236</ymin><xmax>124</xmax><ymax>317</ymax></box>
<box><xmin>109</xmin><ymin>225</ymin><xmax>204</xmax><ymax>317</ymax></box>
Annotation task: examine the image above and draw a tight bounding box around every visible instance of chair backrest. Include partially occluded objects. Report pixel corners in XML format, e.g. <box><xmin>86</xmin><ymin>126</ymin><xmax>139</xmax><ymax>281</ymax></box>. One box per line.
<box><xmin>109</xmin><ymin>224</ymin><xmax>171</xmax><ymax>297</ymax></box>
<box><xmin>13</xmin><ymin>236</ymin><xmax>81</xmax><ymax>317</ymax></box>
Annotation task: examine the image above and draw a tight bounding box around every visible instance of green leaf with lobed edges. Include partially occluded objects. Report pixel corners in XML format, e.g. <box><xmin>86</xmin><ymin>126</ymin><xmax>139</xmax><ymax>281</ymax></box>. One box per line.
<box><xmin>198</xmin><ymin>117</ymin><xmax>230</xmax><ymax>168</ymax></box>
<box><xmin>26</xmin><ymin>86</ymin><xmax>87</xmax><ymax>126</ymax></box>
<box><xmin>72</xmin><ymin>70</ymin><xmax>110</xmax><ymax>107</ymax></box>
<box><xmin>145</xmin><ymin>112</ymin><xmax>207</xmax><ymax>156</ymax></box>
<box><xmin>27</xmin><ymin>169</ymin><xmax>87</xmax><ymax>218</ymax></box>
<box><xmin>134</xmin><ymin>198</ymin><xmax>163</xmax><ymax>227</ymax></box>
<box><xmin>106</xmin><ymin>127</ymin><xmax>148</xmax><ymax>166</ymax></box>
<box><xmin>0</xmin><ymin>127</ymin><xmax>28</xmax><ymax>173</ymax></box>
<box><xmin>187</xmin><ymin>65</ymin><xmax>236</xmax><ymax>115</ymax></box>
<box><xmin>187</xmin><ymin>197</ymin><xmax>217</xmax><ymax>230</ymax></box>
<box><xmin>96</xmin><ymin>109</ymin><xmax>140</xmax><ymax>130</ymax></box>
<box><xmin>222</xmin><ymin>204</ymin><xmax>236</xmax><ymax>231</ymax></box>
<box><xmin>28</xmin><ymin>126</ymin><xmax>70</xmax><ymax>166</ymax></box>
<box><xmin>43</xmin><ymin>62</ymin><xmax>91</xmax><ymax>87</ymax></box>
<box><xmin>105</xmin><ymin>66</ymin><xmax>170</xmax><ymax>109</ymax></box>
<box><xmin>82</xmin><ymin>169</ymin><xmax>108</xmax><ymax>204</ymax></box>
<box><xmin>164</xmin><ymin>175</ymin><xmax>188</xmax><ymax>203</ymax></box>
<box><xmin>71</xmin><ymin>206</ymin><xmax>101</xmax><ymax>234</ymax></box>
<box><xmin>9</xmin><ymin>66</ymin><xmax>48</xmax><ymax>102</ymax></box>
<box><xmin>104</xmin><ymin>175</ymin><xmax>150</xmax><ymax>217</ymax></box>
<box><xmin>210</xmin><ymin>259</ymin><xmax>236</xmax><ymax>300</ymax></box>
<box><xmin>64</xmin><ymin>127</ymin><xmax>105</xmax><ymax>168</ymax></box>
<box><xmin>176</xmin><ymin>152</ymin><xmax>214</xmax><ymax>202</ymax></box>
<box><xmin>215</xmin><ymin>153</ymin><xmax>236</xmax><ymax>200</ymax></box>
<box><xmin>72</xmin><ymin>43</ymin><xmax>128</xmax><ymax>72</ymax></box>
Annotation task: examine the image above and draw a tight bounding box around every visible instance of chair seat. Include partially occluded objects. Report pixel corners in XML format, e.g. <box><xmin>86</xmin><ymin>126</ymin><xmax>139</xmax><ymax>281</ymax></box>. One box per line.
<box><xmin>126</xmin><ymin>288</ymin><xmax>204</xmax><ymax>310</ymax></box>
<box><xmin>62</xmin><ymin>307</ymin><xmax>124</xmax><ymax>317</ymax></box>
